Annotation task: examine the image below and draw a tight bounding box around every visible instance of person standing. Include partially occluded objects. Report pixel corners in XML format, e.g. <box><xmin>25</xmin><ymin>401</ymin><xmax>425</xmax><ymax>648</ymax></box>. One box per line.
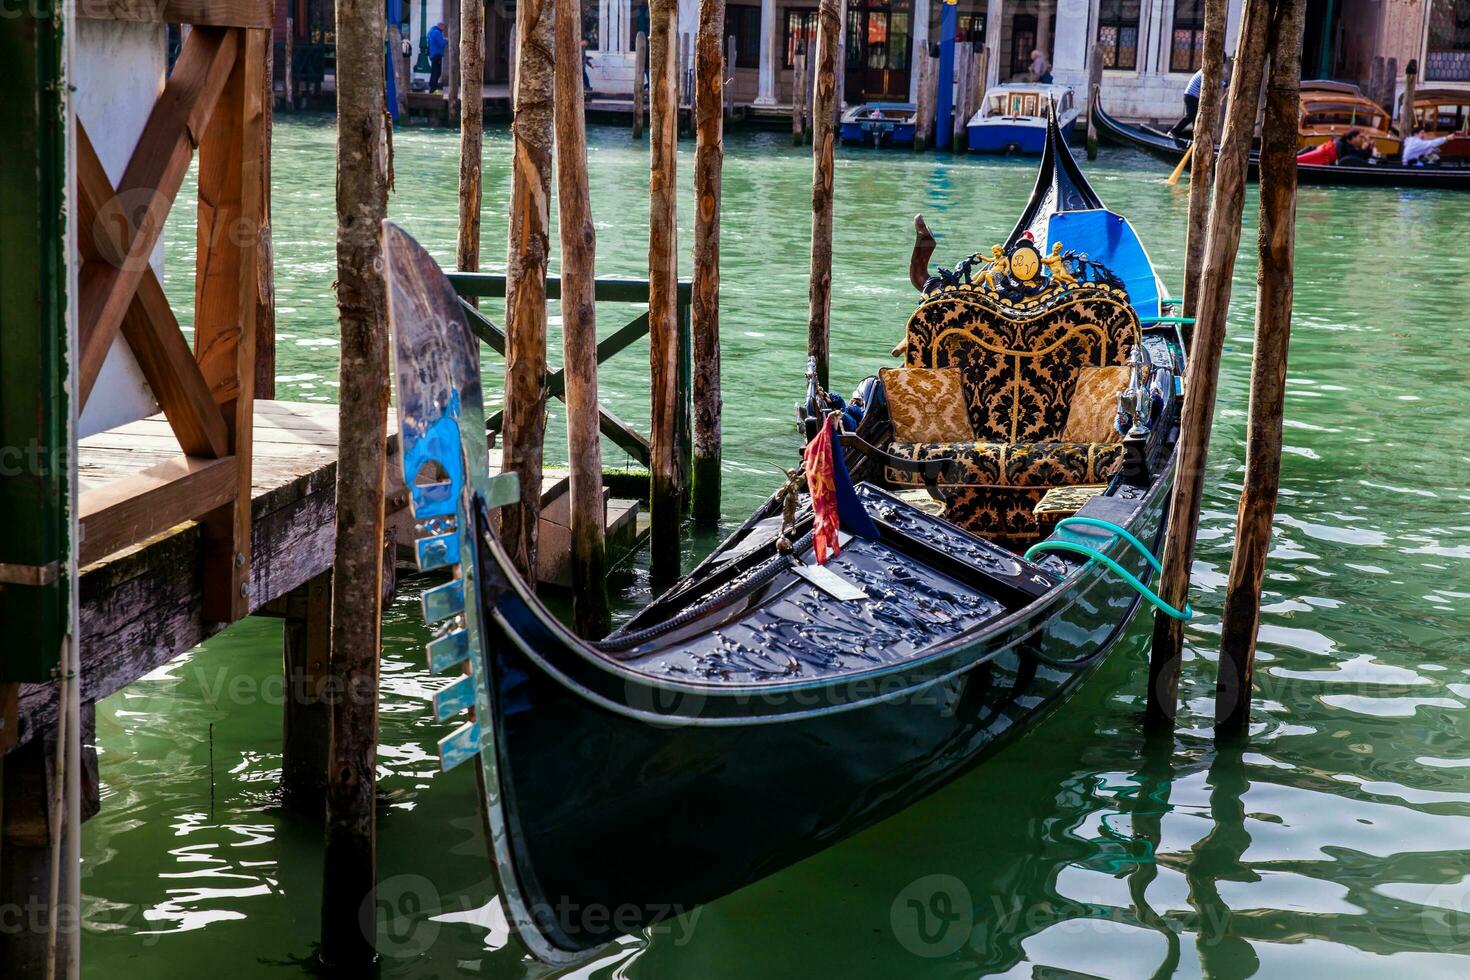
<box><xmin>427</xmin><ymin>20</ymin><xmax>448</xmax><ymax>92</ymax></box>
<box><xmin>1169</xmin><ymin>68</ymin><xmax>1205</xmax><ymax>138</ymax></box>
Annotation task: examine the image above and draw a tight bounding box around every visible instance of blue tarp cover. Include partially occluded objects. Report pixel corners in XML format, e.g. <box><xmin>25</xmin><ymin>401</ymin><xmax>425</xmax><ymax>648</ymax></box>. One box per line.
<box><xmin>1045</xmin><ymin>209</ymin><xmax>1161</xmax><ymax>319</ymax></box>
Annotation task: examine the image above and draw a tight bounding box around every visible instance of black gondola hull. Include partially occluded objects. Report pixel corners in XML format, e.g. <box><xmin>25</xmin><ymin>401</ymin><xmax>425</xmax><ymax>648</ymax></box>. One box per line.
<box><xmin>473</xmin><ymin>459</ymin><xmax>1172</xmax><ymax>956</ymax></box>
<box><xmin>1091</xmin><ymin>100</ymin><xmax>1470</xmax><ymax>190</ymax></box>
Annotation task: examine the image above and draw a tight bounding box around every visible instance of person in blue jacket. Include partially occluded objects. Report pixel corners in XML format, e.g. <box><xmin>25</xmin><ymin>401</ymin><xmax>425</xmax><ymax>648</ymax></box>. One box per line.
<box><xmin>427</xmin><ymin>20</ymin><xmax>448</xmax><ymax>92</ymax></box>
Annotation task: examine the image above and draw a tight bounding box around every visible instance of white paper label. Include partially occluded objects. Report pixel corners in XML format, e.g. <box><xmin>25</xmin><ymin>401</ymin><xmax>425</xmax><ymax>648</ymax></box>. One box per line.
<box><xmin>792</xmin><ymin>562</ymin><xmax>867</xmax><ymax>601</ymax></box>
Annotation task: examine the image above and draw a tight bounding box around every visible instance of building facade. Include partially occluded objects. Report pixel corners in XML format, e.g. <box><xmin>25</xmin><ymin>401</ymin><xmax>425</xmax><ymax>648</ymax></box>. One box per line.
<box><xmin>373</xmin><ymin>0</ymin><xmax>1470</xmax><ymax>121</ymax></box>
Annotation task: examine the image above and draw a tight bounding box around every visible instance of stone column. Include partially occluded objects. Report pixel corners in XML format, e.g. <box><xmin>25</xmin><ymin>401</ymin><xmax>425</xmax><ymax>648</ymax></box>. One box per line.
<box><xmin>756</xmin><ymin>0</ymin><xmax>778</xmax><ymax>104</ymax></box>
<box><xmin>599</xmin><ymin>0</ymin><xmax>610</xmax><ymax>52</ymax></box>
<box><xmin>910</xmin><ymin>0</ymin><xmax>930</xmax><ymax>101</ymax></box>
<box><xmin>1036</xmin><ymin>0</ymin><xmax>1052</xmax><ymax>62</ymax></box>
<box><xmin>1051</xmin><ymin>0</ymin><xmax>1088</xmax><ymax>89</ymax></box>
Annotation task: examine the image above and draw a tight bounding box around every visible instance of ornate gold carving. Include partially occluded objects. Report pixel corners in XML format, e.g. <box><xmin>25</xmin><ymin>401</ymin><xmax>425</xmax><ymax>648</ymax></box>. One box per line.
<box><xmin>1042</xmin><ymin>242</ymin><xmax>1078</xmax><ymax>286</ymax></box>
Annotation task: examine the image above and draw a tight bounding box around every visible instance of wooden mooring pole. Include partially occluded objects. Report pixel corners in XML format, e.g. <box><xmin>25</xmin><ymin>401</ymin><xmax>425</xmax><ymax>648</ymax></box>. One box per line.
<box><xmin>649</xmin><ymin>0</ymin><xmax>682</xmax><ymax>581</ymax></box>
<box><xmin>458</xmin><ymin>0</ymin><xmax>486</xmax><ymax>277</ymax></box>
<box><xmin>501</xmin><ymin>0</ymin><xmax>554</xmax><ymax>582</ymax></box>
<box><xmin>691</xmin><ymin>0</ymin><xmax>725</xmax><ymax>524</ymax></box>
<box><xmin>807</xmin><ymin>0</ymin><xmax>840</xmax><ymax>392</ymax></box>
<box><xmin>1146</xmin><ymin>0</ymin><xmax>1271</xmax><ymax>729</ymax></box>
<box><xmin>554</xmin><ymin>0</ymin><xmax>612</xmax><ymax>636</ymax></box>
<box><xmin>321</xmin><ymin>0</ymin><xmax>390</xmax><ymax>964</ymax></box>
<box><xmin>1085</xmin><ymin>42</ymin><xmax>1103</xmax><ymax>159</ymax></box>
<box><xmin>445</xmin><ymin>0</ymin><xmax>460</xmax><ymax>118</ymax></box>
<box><xmin>1215</xmin><ymin>0</ymin><xmax>1306</xmax><ymax>733</ymax></box>
<box><xmin>914</xmin><ymin>52</ymin><xmax>935</xmax><ymax>151</ymax></box>
<box><xmin>792</xmin><ymin>49</ymin><xmax>807</xmax><ymax>145</ymax></box>
<box><xmin>1397</xmin><ymin>59</ymin><xmax>1418</xmax><ymax>138</ymax></box>
<box><xmin>633</xmin><ymin>31</ymin><xmax>647</xmax><ymax>139</ymax></box>
<box><xmin>725</xmin><ymin>35</ymin><xmax>736</xmax><ymax>121</ymax></box>
<box><xmin>1182</xmin><ymin>0</ymin><xmax>1228</xmax><ymax>318</ymax></box>
<box><xmin>281</xmin><ymin>571</ymin><xmax>331</xmax><ymax>809</ymax></box>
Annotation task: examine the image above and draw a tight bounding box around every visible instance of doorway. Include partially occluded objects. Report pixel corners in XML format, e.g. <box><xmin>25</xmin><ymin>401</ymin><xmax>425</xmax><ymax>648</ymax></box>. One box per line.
<box><xmin>844</xmin><ymin>0</ymin><xmax>913</xmax><ymax>102</ymax></box>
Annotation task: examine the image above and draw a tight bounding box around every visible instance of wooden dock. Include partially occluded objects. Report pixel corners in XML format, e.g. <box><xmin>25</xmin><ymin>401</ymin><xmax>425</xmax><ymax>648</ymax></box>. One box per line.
<box><xmin>11</xmin><ymin>400</ymin><xmax>638</xmax><ymax>750</ymax></box>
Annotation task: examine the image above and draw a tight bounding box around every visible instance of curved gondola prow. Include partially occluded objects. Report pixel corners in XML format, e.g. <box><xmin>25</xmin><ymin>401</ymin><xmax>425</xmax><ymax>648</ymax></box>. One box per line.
<box><xmin>1007</xmin><ymin>99</ymin><xmax>1106</xmax><ymax>247</ymax></box>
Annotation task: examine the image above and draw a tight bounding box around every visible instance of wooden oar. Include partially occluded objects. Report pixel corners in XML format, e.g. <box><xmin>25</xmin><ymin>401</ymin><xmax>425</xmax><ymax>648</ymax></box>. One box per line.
<box><xmin>1166</xmin><ymin>141</ymin><xmax>1195</xmax><ymax>185</ymax></box>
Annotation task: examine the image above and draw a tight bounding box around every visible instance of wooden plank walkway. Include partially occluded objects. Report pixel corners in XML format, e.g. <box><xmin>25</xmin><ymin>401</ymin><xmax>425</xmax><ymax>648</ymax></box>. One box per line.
<box><xmin>14</xmin><ymin>400</ymin><xmax>637</xmax><ymax>749</ymax></box>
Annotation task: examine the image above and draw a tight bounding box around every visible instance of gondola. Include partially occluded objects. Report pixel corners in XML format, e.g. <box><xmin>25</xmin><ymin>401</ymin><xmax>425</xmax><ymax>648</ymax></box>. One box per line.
<box><xmin>1092</xmin><ymin>97</ymin><xmax>1470</xmax><ymax>191</ymax></box>
<box><xmin>383</xmin><ymin>109</ymin><xmax>1188</xmax><ymax>964</ymax></box>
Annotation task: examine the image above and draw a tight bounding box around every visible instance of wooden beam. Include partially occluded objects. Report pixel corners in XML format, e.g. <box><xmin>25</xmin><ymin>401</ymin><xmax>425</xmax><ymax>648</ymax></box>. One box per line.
<box><xmin>75</xmin><ymin>0</ymin><xmax>271</xmax><ymax>28</ymax></box>
<box><xmin>554</xmin><ymin>0</ymin><xmax>611</xmax><ymax>637</ymax></box>
<box><xmin>691</xmin><ymin>0</ymin><xmax>724</xmax><ymax>524</ymax></box>
<box><xmin>633</xmin><ymin>31</ymin><xmax>647</xmax><ymax>139</ymax></box>
<box><xmin>78</xmin><ymin>455</ymin><xmax>238</xmax><ymax>566</ymax></box>
<box><xmin>281</xmin><ymin>570</ymin><xmax>331</xmax><ymax>810</ymax></box>
<box><xmin>256</xmin><ymin>31</ymin><xmax>276</xmax><ymax>399</ymax></box>
<box><xmin>648</xmin><ymin>0</ymin><xmax>681</xmax><ymax>582</ymax></box>
<box><xmin>195</xmin><ymin>27</ymin><xmax>265</xmax><ymax>623</ymax></box>
<box><xmin>77</xmin><ymin>27</ymin><xmax>239</xmax><ymax>408</ymax></box>
<box><xmin>75</xmin><ymin>123</ymin><xmax>230</xmax><ymax>459</ymax></box>
<box><xmin>502</xmin><ymin>0</ymin><xmax>555</xmax><ymax>583</ymax></box>
<box><xmin>807</xmin><ymin>0</ymin><xmax>840</xmax><ymax>391</ymax></box>
<box><xmin>1147</xmin><ymin>0</ymin><xmax>1272</xmax><ymax>729</ymax></box>
<box><xmin>1215</xmin><ymin>0</ymin><xmax>1306</xmax><ymax>733</ymax></box>
<box><xmin>458</xmin><ymin>0</ymin><xmax>486</xmax><ymax>278</ymax></box>
<box><xmin>322</xmin><ymin>0</ymin><xmax>390</xmax><ymax>963</ymax></box>
<box><xmin>123</xmin><ymin>274</ymin><xmax>233</xmax><ymax>459</ymax></box>
<box><xmin>1182</xmin><ymin>0</ymin><xmax>1228</xmax><ymax>319</ymax></box>
<box><xmin>1086</xmin><ymin>43</ymin><xmax>1104</xmax><ymax>159</ymax></box>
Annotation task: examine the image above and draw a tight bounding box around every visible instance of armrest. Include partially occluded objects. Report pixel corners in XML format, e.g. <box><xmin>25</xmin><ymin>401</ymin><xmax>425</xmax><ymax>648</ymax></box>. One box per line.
<box><xmin>838</xmin><ymin>433</ymin><xmax>953</xmax><ymax>503</ymax></box>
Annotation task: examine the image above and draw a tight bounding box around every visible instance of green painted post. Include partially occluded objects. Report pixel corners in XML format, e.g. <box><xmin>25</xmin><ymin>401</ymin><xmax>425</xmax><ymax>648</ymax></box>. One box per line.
<box><xmin>415</xmin><ymin>0</ymin><xmax>433</xmax><ymax>73</ymax></box>
<box><xmin>0</xmin><ymin>6</ymin><xmax>70</xmax><ymax>685</ymax></box>
<box><xmin>1316</xmin><ymin>0</ymin><xmax>1336</xmax><ymax>79</ymax></box>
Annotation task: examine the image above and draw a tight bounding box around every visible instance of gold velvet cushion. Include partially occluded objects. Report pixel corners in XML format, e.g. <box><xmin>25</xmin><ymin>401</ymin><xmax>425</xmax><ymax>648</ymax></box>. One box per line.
<box><xmin>1061</xmin><ymin>366</ymin><xmax>1131</xmax><ymax>444</ymax></box>
<box><xmin>880</xmin><ymin>367</ymin><xmax>974</xmax><ymax>443</ymax></box>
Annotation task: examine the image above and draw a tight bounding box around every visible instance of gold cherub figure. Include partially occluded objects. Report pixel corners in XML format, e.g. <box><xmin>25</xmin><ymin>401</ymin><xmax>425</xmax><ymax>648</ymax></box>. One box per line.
<box><xmin>975</xmin><ymin>244</ymin><xmax>1009</xmax><ymax>291</ymax></box>
<box><xmin>1041</xmin><ymin>242</ymin><xmax>1077</xmax><ymax>285</ymax></box>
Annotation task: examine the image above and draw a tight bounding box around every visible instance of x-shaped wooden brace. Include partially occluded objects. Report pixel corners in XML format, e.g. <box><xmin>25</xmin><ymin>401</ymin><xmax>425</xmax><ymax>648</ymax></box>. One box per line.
<box><xmin>74</xmin><ymin>26</ymin><xmax>239</xmax><ymax>458</ymax></box>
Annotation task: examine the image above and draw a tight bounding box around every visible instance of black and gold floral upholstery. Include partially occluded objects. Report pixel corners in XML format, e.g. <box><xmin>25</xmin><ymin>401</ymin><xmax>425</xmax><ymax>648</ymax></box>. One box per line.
<box><xmin>884</xmin><ymin>262</ymin><xmax>1142</xmax><ymax>546</ymax></box>
<box><xmin>901</xmin><ymin>280</ymin><xmax>1140</xmax><ymax>441</ymax></box>
<box><xmin>886</xmin><ymin>441</ymin><xmax>1125</xmax><ymax>545</ymax></box>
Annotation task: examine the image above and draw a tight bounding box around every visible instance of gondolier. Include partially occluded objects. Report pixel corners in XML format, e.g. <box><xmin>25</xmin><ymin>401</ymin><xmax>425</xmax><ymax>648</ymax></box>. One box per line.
<box><xmin>1169</xmin><ymin>68</ymin><xmax>1205</xmax><ymax>138</ymax></box>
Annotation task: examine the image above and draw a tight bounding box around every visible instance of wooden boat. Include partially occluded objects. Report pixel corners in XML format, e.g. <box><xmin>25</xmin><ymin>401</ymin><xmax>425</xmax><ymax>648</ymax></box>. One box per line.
<box><xmin>1407</xmin><ymin>88</ymin><xmax>1470</xmax><ymax>161</ymax></box>
<box><xmin>839</xmin><ymin>101</ymin><xmax>918</xmax><ymax>147</ymax></box>
<box><xmin>966</xmin><ymin>82</ymin><xmax>1080</xmax><ymax>153</ymax></box>
<box><xmin>1298</xmin><ymin>80</ymin><xmax>1401</xmax><ymax>157</ymax></box>
<box><xmin>1092</xmin><ymin>97</ymin><xmax>1470</xmax><ymax>191</ymax></box>
<box><xmin>382</xmin><ymin>110</ymin><xmax>1187</xmax><ymax>963</ymax></box>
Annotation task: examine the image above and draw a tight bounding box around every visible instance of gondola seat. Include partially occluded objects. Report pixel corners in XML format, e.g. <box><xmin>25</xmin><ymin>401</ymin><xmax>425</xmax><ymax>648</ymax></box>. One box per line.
<box><xmin>882</xmin><ymin>273</ymin><xmax>1141</xmax><ymax>546</ymax></box>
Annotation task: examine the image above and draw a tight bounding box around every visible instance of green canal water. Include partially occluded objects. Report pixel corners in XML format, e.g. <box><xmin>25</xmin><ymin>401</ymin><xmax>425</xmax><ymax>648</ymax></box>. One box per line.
<box><xmin>82</xmin><ymin>117</ymin><xmax>1470</xmax><ymax>978</ymax></box>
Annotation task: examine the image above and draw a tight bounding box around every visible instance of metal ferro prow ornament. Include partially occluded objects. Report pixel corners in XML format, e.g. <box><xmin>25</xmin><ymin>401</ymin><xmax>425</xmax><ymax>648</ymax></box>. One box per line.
<box><xmin>382</xmin><ymin>221</ymin><xmax>519</xmax><ymax>773</ymax></box>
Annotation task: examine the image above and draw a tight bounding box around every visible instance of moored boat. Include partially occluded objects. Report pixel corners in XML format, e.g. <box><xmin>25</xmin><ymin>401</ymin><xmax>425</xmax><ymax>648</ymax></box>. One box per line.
<box><xmin>839</xmin><ymin>101</ymin><xmax>919</xmax><ymax>147</ymax></box>
<box><xmin>382</xmin><ymin>110</ymin><xmax>1187</xmax><ymax>963</ymax></box>
<box><xmin>967</xmin><ymin>82</ymin><xmax>1079</xmax><ymax>153</ymax></box>
<box><xmin>1298</xmin><ymin>80</ymin><xmax>1402</xmax><ymax>158</ymax></box>
<box><xmin>1091</xmin><ymin>96</ymin><xmax>1470</xmax><ymax>190</ymax></box>
<box><xmin>1406</xmin><ymin>87</ymin><xmax>1470</xmax><ymax>161</ymax></box>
